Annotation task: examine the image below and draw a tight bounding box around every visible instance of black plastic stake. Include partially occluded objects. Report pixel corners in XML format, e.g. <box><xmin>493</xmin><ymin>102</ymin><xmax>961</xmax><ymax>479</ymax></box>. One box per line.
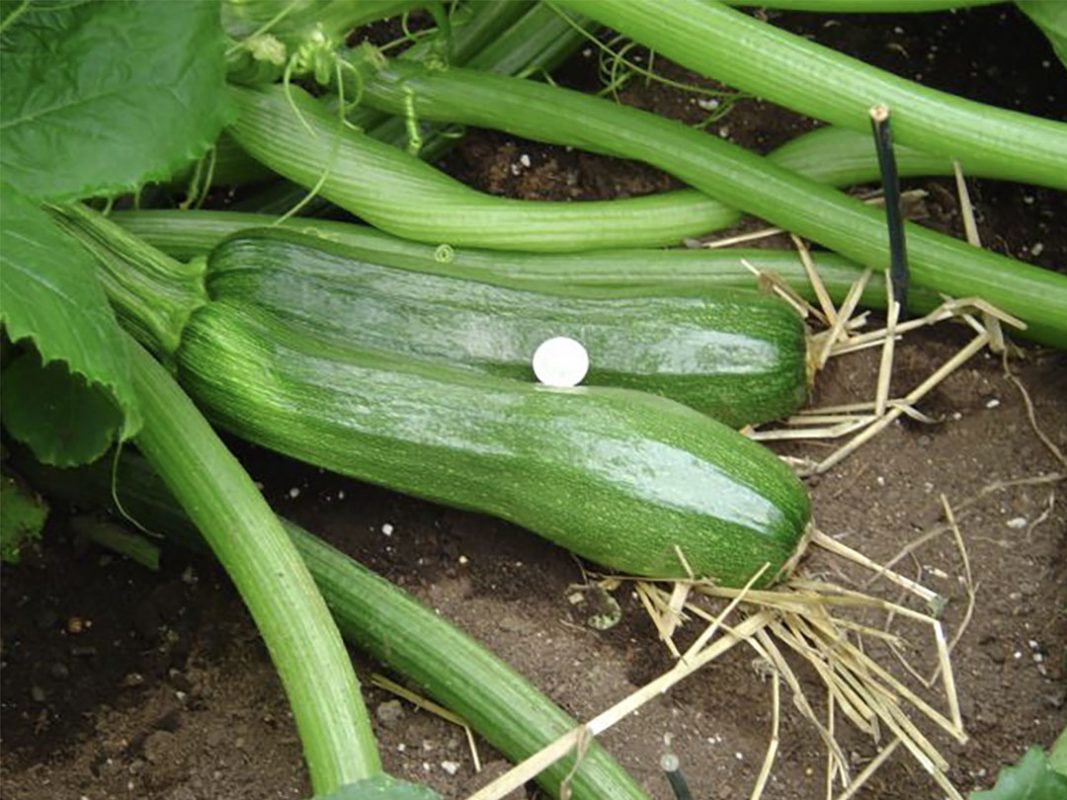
<box><xmin>661</xmin><ymin>753</ymin><xmax>695</xmax><ymax>800</ymax></box>
<box><xmin>869</xmin><ymin>104</ymin><xmax>909</xmax><ymax>317</ymax></box>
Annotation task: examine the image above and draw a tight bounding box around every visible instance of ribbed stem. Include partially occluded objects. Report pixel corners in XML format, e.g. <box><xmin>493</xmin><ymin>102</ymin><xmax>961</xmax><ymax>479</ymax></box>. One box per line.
<box><xmin>722</xmin><ymin>0</ymin><xmax>1002</xmax><ymax>10</ymax></box>
<box><xmin>20</xmin><ymin>448</ymin><xmax>652</xmax><ymax>800</ymax></box>
<box><xmin>343</xmin><ymin>0</ymin><xmax>534</xmax><ymax>132</ymax></box>
<box><xmin>48</xmin><ymin>203</ymin><xmax>207</xmax><ymax>358</ymax></box>
<box><xmin>355</xmin><ymin>61</ymin><xmax>1067</xmax><ymax>347</ymax></box>
<box><xmin>558</xmin><ymin>0</ymin><xmax>1067</xmax><ymax>190</ymax></box>
<box><xmin>127</xmin><ymin>338</ymin><xmax>381</xmax><ymax>794</ymax></box>
<box><xmin>226</xmin><ymin>83</ymin><xmax>741</xmax><ymax>251</ymax></box>
<box><xmin>466</xmin><ymin>2</ymin><xmax>592</xmax><ymax>75</ymax></box>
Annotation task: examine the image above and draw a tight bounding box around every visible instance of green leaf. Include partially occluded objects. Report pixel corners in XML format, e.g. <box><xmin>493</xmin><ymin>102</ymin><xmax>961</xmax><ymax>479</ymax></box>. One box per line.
<box><xmin>1017</xmin><ymin>2</ymin><xmax>1067</xmax><ymax>70</ymax></box>
<box><xmin>312</xmin><ymin>775</ymin><xmax>441</xmax><ymax>800</ymax></box>
<box><xmin>0</xmin><ymin>0</ymin><xmax>232</xmax><ymax>202</ymax></box>
<box><xmin>1050</xmin><ymin>728</ymin><xmax>1067</xmax><ymax>777</ymax></box>
<box><xmin>0</xmin><ymin>184</ymin><xmax>140</xmax><ymax>463</ymax></box>
<box><xmin>2</xmin><ymin>353</ymin><xmax>125</xmax><ymax>465</ymax></box>
<box><xmin>970</xmin><ymin>747</ymin><xmax>1067</xmax><ymax>800</ymax></box>
<box><xmin>0</xmin><ymin>470</ymin><xmax>49</xmax><ymax>563</ymax></box>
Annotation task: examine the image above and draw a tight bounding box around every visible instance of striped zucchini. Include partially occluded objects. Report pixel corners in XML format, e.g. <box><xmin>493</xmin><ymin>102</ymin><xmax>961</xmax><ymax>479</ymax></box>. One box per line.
<box><xmin>178</xmin><ymin>299</ymin><xmax>811</xmax><ymax>587</ymax></box>
<box><xmin>207</xmin><ymin>229</ymin><xmax>811</xmax><ymax>427</ymax></box>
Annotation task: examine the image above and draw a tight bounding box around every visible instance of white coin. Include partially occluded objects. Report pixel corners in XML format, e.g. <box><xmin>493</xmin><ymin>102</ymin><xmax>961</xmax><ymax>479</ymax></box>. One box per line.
<box><xmin>532</xmin><ymin>336</ymin><xmax>589</xmax><ymax>387</ymax></box>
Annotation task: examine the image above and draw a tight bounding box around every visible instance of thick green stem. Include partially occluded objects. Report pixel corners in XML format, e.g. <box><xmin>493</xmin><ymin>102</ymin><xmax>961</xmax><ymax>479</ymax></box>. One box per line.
<box><xmin>724</xmin><ymin>0</ymin><xmax>1004</xmax><ymax>9</ymax></box>
<box><xmin>227</xmin><ymin>82</ymin><xmax>740</xmax><ymax>251</ymax></box>
<box><xmin>465</xmin><ymin>2</ymin><xmax>592</xmax><ymax>76</ymax></box>
<box><xmin>21</xmin><ymin>449</ymin><xmax>653</xmax><ymax>800</ymax></box>
<box><xmin>343</xmin><ymin>0</ymin><xmax>535</xmax><ymax>133</ymax></box>
<box><xmin>48</xmin><ymin>203</ymin><xmax>207</xmax><ymax>358</ymax></box>
<box><xmin>127</xmin><ymin>337</ymin><xmax>381</xmax><ymax>794</ymax></box>
<box><xmin>557</xmin><ymin>0</ymin><xmax>1067</xmax><ymax>190</ymax></box>
<box><xmin>354</xmin><ymin>61</ymin><xmax>1067</xmax><ymax>347</ymax></box>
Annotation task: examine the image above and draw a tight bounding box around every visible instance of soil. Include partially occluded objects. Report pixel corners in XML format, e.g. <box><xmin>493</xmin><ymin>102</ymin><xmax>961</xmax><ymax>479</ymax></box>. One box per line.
<box><xmin>3</xmin><ymin>5</ymin><xmax>1065</xmax><ymax>800</ymax></box>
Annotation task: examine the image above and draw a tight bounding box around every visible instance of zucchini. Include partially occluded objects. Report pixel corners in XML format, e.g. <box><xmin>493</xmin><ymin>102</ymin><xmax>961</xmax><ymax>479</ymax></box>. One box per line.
<box><xmin>178</xmin><ymin>299</ymin><xmax>811</xmax><ymax>587</ymax></box>
<box><xmin>207</xmin><ymin>229</ymin><xmax>810</xmax><ymax>427</ymax></box>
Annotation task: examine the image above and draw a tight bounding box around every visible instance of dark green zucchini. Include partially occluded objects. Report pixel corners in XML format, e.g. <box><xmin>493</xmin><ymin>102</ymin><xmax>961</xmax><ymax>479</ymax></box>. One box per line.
<box><xmin>206</xmin><ymin>229</ymin><xmax>811</xmax><ymax>428</ymax></box>
<box><xmin>177</xmin><ymin>299</ymin><xmax>810</xmax><ymax>587</ymax></box>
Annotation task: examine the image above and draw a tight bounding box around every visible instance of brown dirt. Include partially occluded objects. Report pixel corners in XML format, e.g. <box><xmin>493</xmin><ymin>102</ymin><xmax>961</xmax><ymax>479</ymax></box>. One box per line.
<box><xmin>3</xmin><ymin>5</ymin><xmax>1066</xmax><ymax>800</ymax></box>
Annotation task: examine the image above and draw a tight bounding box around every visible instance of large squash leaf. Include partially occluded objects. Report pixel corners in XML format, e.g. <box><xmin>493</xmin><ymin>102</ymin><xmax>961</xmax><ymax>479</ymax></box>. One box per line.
<box><xmin>0</xmin><ymin>470</ymin><xmax>49</xmax><ymax>564</ymax></box>
<box><xmin>1017</xmin><ymin>2</ymin><xmax>1067</xmax><ymax>70</ymax></box>
<box><xmin>970</xmin><ymin>743</ymin><xmax>1067</xmax><ymax>800</ymax></box>
<box><xmin>0</xmin><ymin>0</ymin><xmax>231</xmax><ymax>202</ymax></box>
<box><xmin>0</xmin><ymin>184</ymin><xmax>139</xmax><ymax>464</ymax></box>
<box><xmin>1050</xmin><ymin>728</ymin><xmax>1067</xmax><ymax>777</ymax></box>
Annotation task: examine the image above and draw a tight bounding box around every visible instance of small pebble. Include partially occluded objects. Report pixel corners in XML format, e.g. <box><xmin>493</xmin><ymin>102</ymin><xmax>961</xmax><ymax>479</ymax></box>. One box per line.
<box><xmin>1006</xmin><ymin>517</ymin><xmax>1028</xmax><ymax>529</ymax></box>
<box><xmin>288</xmin><ymin>487</ymin><xmax>300</xmax><ymax>499</ymax></box>
<box><xmin>441</xmin><ymin>761</ymin><xmax>460</xmax><ymax>776</ymax></box>
<box><xmin>337</xmin><ymin>489</ymin><xmax>345</xmax><ymax>500</ymax></box>
<box><xmin>375</xmin><ymin>700</ymin><xmax>404</xmax><ymax>727</ymax></box>
<box><xmin>518</xmin><ymin>154</ymin><xmax>531</xmax><ymax>168</ymax></box>
<box><xmin>30</xmin><ymin>685</ymin><xmax>46</xmax><ymax>703</ymax></box>
<box><xmin>381</xmin><ymin>523</ymin><xmax>394</xmax><ymax>536</ymax></box>
<box><xmin>458</xmin><ymin>555</ymin><xmax>469</xmax><ymax>565</ymax></box>
<box><xmin>985</xmin><ymin>398</ymin><xmax>1000</xmax><ymax>409</ymax></box>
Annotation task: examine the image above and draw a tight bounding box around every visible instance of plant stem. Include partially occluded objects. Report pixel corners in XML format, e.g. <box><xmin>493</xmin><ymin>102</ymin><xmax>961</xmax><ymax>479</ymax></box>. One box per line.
<box><xmin>353</xmin><ymin>60</ymin><xmax>1067</xmax><ymax>347</ymax></box>
<box><xmin>48</xmin><ymin>204</ymin><xmax>207</xmax><ymax>359</ymax></box>
<box><xmin>227</xmin><ymin>83</ymin><xmax>740</xmax><ymax>251</ymax></box>
<box><xmin>556</xmin><ymin>0</ymin><xmax>1067</xmax><ymax>190</ymax></box>
<box><xmin>20</xmin><ymin>448</ymin><xmax>654</xmax><ymax>800</ymax></box>
<box><xmin>722</xmin><ymin>0</ymin><xmax>1003</xmax><ymax>9</ymax></box>
<box><xmin>69</xmin><ymin>516</ymin><xmax>161</xmax><ymax>571</ymax></box>
<box><xmin>126</xmin><ymin>337</ymin><xmax>381</xmax><ymax>794</ymax></box>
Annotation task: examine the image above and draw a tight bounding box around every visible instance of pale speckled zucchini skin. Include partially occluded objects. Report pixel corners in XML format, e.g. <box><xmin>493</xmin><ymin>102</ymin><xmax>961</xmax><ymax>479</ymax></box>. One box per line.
<box><xmin>206</xmin><ymin>229</ymin><xmax>810</xmax><ymax>428</ymax></box>
<box><xmin>178</xmin><ymin>300</ymin><xmax>810</xmax><ymax>586</ymax></box>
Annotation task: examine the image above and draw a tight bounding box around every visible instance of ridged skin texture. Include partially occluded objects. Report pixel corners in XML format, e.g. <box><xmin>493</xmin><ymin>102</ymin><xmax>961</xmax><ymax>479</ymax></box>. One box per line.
<box><xmin>178</xmin><ymin>300</ymin><xmax>811</xmax><ymax>586</ymax></box>
<box><xmin>207</xmin><ymin>231</ymin><xmax>809</xmax><ymax>427</ymax></box>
